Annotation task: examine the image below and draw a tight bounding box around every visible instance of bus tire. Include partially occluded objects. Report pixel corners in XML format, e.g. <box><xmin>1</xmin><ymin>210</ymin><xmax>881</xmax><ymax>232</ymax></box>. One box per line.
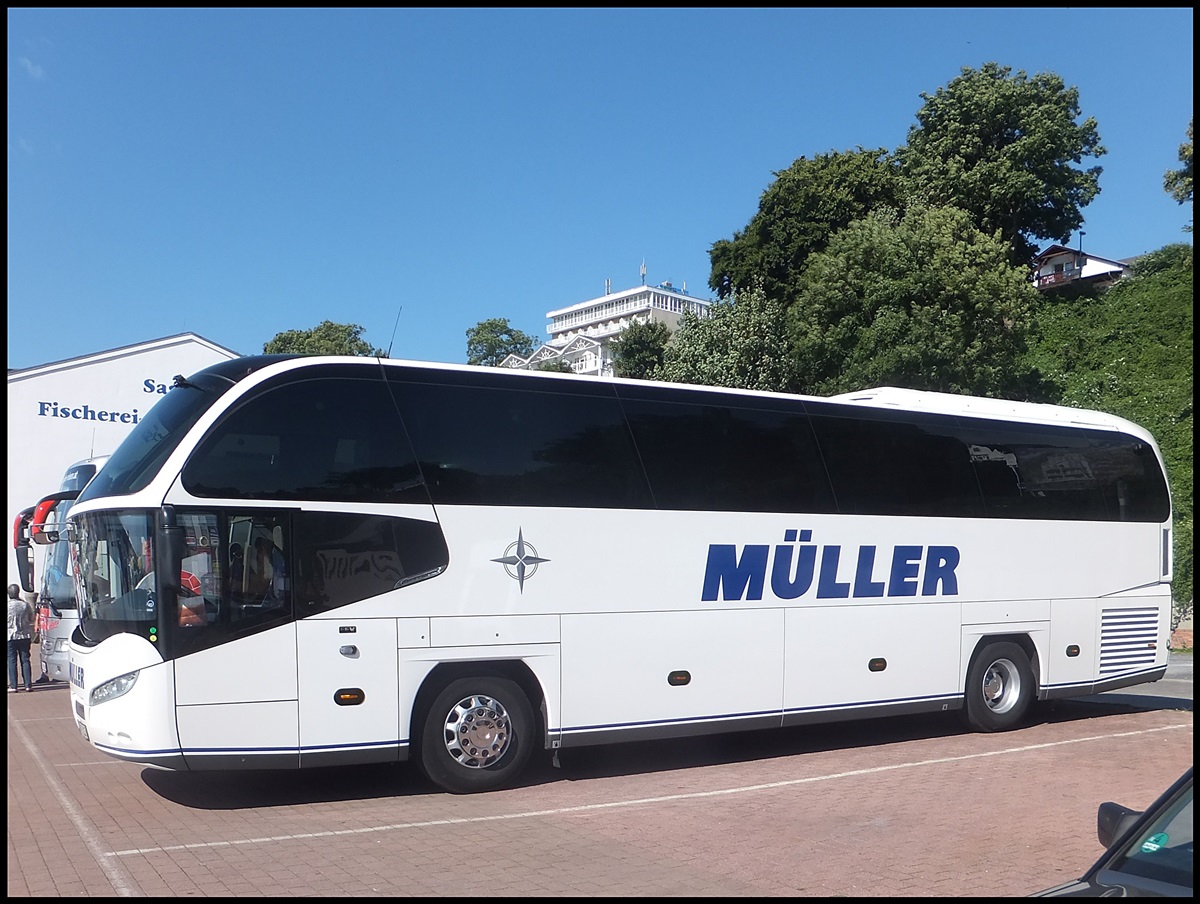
<box><xmin>418</xmin><ymin>676</ymin><xmax>535</xmax><ymax>794</ymax></box>
<box><xmin>962</xmin><ymin>641</ymin><xmax>1034</xmax><ymax>733</ymax></box>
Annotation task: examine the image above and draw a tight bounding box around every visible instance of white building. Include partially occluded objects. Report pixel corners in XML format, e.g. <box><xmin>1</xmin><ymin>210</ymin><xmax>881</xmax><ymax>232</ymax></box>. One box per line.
<box><xmin>1032</xmin><ymin>244</ymin><xmax>1129</xmax><ymax>291</ymax></box>
<box><xmin>7</xmin><ymin>333</ymin><xmax>240</xmax><ymax>589</ymax></box>
<box><xmin>502</xmin><ymin>280</ymin><xmax>711</xmax><ymax>376</ymax></box>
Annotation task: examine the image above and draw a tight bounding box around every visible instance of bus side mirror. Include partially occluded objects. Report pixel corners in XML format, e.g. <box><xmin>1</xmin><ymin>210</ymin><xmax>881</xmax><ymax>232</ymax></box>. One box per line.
<box><xmin>13</xmin><ymin>506</ymin><xmax>36</xmax><ymax>594</ymax></box>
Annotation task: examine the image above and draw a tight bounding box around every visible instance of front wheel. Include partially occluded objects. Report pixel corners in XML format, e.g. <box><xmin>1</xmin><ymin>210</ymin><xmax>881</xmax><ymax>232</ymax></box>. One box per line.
<box><xmin>418</xmin><ymin>676</ymin><xmax>536</xmax><ymax>794</ymax></box>
<box><xmin>961</xmin><ymin>641</ymin><xmax>1035</xmax><ymax>732</ymax></box>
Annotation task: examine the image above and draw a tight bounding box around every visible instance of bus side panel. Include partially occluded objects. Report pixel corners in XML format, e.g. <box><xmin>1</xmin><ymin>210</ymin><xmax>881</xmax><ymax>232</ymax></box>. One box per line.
<box><xmin>783</xmin><ymin>602</ymin><xmax>962</xmax><ymax>713</ymax></box>
<box><xmin>1042</xmin><ymin>592</ymin><xmax>1169</xmax><ymax>697</ymax></box>
<box><xmin>175</xmin><ymin>700</ymin><xmax>300</xmax><ymax>769</ymax></box>
<box><xmin>174</xmin><ymin>623</ymin><xmax>299</xmax><ymax>767</ymax></box>
<box><xmin>1048</xmin><ymin>598</ymin><xmax>1101</xmax><ymax>688</ymax></box>
<box><xmin>558</xmin><ymin>609</ymin><xmax>785</xmax><ymax>742</ymax></box>
<box><xmin>174</xmin><ymin>623</ymin><xmax>298</xmax><ymax>705</ymax></box>
<box><xmin>297</xmin><ymin>618</ymin><xmax>399</xmax><ymax>764</ymax></box>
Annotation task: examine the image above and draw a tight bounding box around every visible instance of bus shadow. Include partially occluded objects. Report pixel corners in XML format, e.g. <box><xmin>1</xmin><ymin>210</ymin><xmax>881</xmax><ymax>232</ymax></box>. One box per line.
<box><xmin>140</xmin><ymin>760</ymin><xmax>440</xmax><ymax>808</ymax></box>
<box><xmin>1045</xmin><ymin>692</ymin><xmax>1192</xmax><ymax>718</ymax></box>
<box><xmin>529</xmin><ymin>694</ymin><xmax>1194</xmax><ymax>785</ymax></box>
<box><xmin>139</xmin><ymin>694</ymin><xmax>1191</xmax><ymax>808</ymax></box>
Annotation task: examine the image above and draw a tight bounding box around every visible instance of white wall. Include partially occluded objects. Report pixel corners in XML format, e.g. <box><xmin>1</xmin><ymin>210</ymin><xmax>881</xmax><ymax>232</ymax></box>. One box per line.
<box><xmin>7</xmin><ymin>334</ymin><xmax>240</xmax><ymax>589</ymax></box>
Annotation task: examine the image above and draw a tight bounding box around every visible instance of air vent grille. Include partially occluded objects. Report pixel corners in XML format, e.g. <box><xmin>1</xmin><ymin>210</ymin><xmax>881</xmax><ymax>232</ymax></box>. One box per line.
<box><xmin>1099</xmin><ymin>607</ymin><xmax>1159</xmax><ymax>674</ymax></box>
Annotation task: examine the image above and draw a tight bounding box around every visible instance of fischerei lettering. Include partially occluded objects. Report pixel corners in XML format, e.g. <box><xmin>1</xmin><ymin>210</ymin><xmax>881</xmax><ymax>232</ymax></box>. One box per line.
<box><xmin>37</xmin><ymin>400</ymin><xmax>140</xmax><ymax>425</ymax></box>
<box><xmin>701</xmin><ymin>529</ymin><xmax>960</xmax><ymax>601</ymax></box>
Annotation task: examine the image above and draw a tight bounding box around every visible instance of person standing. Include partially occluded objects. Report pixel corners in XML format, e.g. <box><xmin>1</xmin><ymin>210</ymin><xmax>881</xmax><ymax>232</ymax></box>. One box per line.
<box><xmin>8</xmin><ymin>583</ymin><xmax>34</xmax><ymax>692</ymax></box>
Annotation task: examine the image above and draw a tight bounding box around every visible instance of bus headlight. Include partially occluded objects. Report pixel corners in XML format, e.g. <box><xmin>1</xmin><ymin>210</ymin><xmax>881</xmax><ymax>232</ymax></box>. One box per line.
<box><xmin>54</xmin><ymin>638</ymin><xmax>71</xmax><ymax>653</ymax></box>
<box><xmin>90</xmin><ymin>671</ymin><xmax>139</xmax><ymax>706</ymax></box>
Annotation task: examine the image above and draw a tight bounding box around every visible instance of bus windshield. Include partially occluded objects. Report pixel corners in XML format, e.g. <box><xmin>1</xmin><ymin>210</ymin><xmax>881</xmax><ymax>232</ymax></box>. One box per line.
<box><xmin>40</xmin><ymin>503</ymin><xmax>79</xmax><ymax>610</ymax></box>
<box><xmin>72</xmin><ymin>510</ymin><xmax>157</xmax><ymax>645</ymax></box>
<box><xmin>77</xmin><ymin>358</ymin><xmax>286</xmax><ymax>504</ymax></box>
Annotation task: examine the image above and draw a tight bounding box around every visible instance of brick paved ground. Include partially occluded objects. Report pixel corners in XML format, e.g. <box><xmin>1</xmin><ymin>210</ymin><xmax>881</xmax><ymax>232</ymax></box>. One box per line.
<box><xmin>7</xmin><ymin>644</ymin><xmax>1192</xmax><ymax>897</ymax></box>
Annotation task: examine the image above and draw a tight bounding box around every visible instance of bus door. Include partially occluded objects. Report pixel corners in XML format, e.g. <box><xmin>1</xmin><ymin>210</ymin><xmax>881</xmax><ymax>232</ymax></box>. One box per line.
<box><xmin>297</xmin><ymin>617</ymin><xmax>400</xmax><ymax>766</ymax></box>
<box><xmin>172</xmin><ymin>511</ymin><xmax>302</xmax><ymax>769</ymax></box>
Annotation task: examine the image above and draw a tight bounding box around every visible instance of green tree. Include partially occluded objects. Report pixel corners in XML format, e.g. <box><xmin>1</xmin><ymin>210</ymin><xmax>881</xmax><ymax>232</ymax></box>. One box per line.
<box><xmin>534</xmin><ymin>358</ymin><xmax>574</xmax><ymax>373</ymax></box>
<box><xmin>1021</xmin><ymin>243</ymin><xmax>1193</xmax><ymax>619</ymax></box>
<box><xmin>707</xmin><ymin>148</ymin><xmax>901</xmax><ymax>300</ymax></box>
<box><xmin>897</xmin><ymin>62</ymin><xmax>1105</xmax><ymax>265</ymax></box>
<box><xmin>263</xmin><ymin>320</ymin><xmax>384</xmax><ymax>356</ymax></box>
<box><xmin>1164</xmin><ymin>118</ymin><xmax>1194</xmax><ymax>203</ymax></box>
<box><xmin>657</xmin><ymin>284</ymin><xmax>797</xmax><ymax>392</ymax></box>
<box><xmin>611</xmin><ymin>318</ymin><xmax>672</xmax><ymax>379</ymax></box>
<box><xmin>788</xmin><ymin>205</ymin><xmax>1040</xmax><ymax>397</ymax></box>
<box><xmin>1164</xmin><ymin>118</ymin><xmax>1193</xmax><ymax>233</ymax></box>
<box><xmin>466</xmin><ymin>318</ymin><xmax>536</xmax><ymax>367</ymax></box>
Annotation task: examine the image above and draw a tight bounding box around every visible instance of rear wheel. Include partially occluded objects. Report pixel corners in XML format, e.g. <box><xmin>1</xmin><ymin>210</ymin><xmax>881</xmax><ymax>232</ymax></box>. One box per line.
<box><xmin>962</xmin><ymin>641</ymin><xmax>1034</xmax><ymax>732</ymax></box>
<box><xmin>418</xmin><ymin>676</ymin><xmax>535</xmax><ymax>794</ymax></box>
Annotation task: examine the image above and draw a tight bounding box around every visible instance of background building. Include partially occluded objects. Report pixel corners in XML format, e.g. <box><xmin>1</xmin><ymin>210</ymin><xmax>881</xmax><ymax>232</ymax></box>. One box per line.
<box><xmin>1032</xmin><ymin>244</ymin><xmax>1129</xmax><ymax>292</ymax></box>
<box><xmin>502</xmin><ymin>279</ymin><xmax>711</xmax><ymax>376</ymax></box>
<box><xmin>7</xmin><ymin>333</ymin><xmax>240</xmax><ymax>590</ymax></box>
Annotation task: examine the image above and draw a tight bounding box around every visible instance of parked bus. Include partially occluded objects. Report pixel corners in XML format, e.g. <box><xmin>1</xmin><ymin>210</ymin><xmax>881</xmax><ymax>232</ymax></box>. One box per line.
<box><xmin>21</xmin><ymin>456</ymin><xmax>110</xmax><ymax>682</ymax></box>
<box><xmin>67</xmin><ymin>356</ymin><xmax>1173</xmax><ymax>793</ymax></box>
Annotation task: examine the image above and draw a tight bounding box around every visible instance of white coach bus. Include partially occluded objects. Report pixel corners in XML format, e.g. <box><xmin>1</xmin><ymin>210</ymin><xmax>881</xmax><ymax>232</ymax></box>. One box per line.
<box><xmin>66</xmin><ymin>355</ymin><xmax>1173</xmax><ymax>793</ymax></box>
<box><xmin>24</xmin><ymin>455</ymin><xmax>110</xmax><ymax>682</ymax></box>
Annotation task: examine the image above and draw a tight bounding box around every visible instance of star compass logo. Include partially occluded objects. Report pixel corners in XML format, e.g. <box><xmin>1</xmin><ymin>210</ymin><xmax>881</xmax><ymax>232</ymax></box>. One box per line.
<box><xmin>491</xmin><ymin>528</ymin><xmax>550</xmax><ymax>593</ymax></box>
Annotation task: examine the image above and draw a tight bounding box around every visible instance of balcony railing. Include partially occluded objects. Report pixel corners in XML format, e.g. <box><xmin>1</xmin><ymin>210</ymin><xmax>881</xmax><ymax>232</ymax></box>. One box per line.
<box><xmin>1036</xmin><ymin>271</ymin><xmax>1080</xmax><ymax>288</ymax></box>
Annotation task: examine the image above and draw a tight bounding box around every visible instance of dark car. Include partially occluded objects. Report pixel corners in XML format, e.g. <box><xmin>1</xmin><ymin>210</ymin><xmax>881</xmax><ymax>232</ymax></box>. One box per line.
<box><xmin>1032</xmin><ymin>766</ymin><xmax>1193</xmax><ymax>896</ymax></box>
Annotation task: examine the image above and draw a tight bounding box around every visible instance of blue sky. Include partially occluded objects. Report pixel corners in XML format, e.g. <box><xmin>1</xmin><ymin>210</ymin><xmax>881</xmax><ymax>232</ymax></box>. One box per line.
<box><xmin>7</xmin><ymin>7</ymin><xmax>1193</xmax><ymax>371</ymax></box>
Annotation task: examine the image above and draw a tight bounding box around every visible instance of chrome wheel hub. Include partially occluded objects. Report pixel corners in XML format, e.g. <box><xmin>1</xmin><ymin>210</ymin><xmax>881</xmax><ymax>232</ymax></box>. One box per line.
<box><xmin>982</xmin><ymin>658</ymin><xmax>1022</xmax><ymax>714</ymax></box>
<box><xmin>442</xmin><ymin>694</ymin><xmax>511</xmax><ymax>769</ymax></box>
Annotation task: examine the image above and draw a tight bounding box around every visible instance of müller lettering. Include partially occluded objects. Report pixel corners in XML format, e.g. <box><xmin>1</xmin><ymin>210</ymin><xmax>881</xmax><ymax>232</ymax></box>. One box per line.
<box><xmin>701</xmin><ymin>529</ymin><xmax>960</xmax><ymax>601</ymax></box>
<box><xmin>36</xmin><ymin>400</ymin><xmax>140</xmax><ymax>425</ymax></box>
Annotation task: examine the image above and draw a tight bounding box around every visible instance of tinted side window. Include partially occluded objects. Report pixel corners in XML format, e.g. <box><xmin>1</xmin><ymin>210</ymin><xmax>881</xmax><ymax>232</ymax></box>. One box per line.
<box><xmin>620</xmin><ymin>396</ymin><xmax>836</xmax><ymax>513</ymax></box>
<box><xmin>955</xmin><ymin>418</ymin><xmax>1170</xmax><ymax>522</ymax></box>
<box><xmin>183</xmin><ymin>374</ymin><xmax>428</xmax><ymax>504</ymax></box>
<box><xmin>391</xmin><ymin>377</ymin><xmax>652</xmax><ymax>509</ymax></box>
<box><xmin>171</xmin><ymin>511</ymin><xmax>294</xmax><ymax>658</ymax></box>
<box><xmin>809</xmin><ymin>408</ymin><xmax>984</xmax><ymax>517</ymax></box>
<box><xmin>293</xmin><ymin>512</ymin><xmax>449</xmax><ymax>615</ymax></box>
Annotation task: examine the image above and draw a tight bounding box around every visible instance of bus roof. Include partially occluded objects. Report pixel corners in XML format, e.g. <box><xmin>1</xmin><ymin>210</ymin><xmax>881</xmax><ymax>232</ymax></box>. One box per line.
<box><xmin>195</xmin><ymin>355</ymin><xmax>1155</xmax><ymax>440</ymax></box>
<box><xmin>827</xmin><ymin>386</ymin><xmax>1132</xmax><ymax>431</ymax></box>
